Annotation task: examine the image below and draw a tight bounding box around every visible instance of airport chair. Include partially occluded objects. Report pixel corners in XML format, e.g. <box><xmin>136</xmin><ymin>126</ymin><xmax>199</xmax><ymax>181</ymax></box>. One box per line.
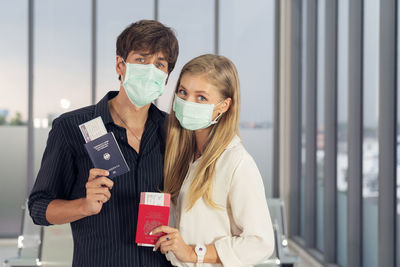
<box><xmin>255</xmin><ymin>222</ymin><xmax>281</xmax><ymax>267</ymax></box>
<box><xmin>266</xmin><ymin>198</ymin><xmax>300</xmax><ymax>267</ymax></box>
<box><xmin>3</xmin><ymin>200</ymin><xmax>43</xmax><ymax>267</ymax></box>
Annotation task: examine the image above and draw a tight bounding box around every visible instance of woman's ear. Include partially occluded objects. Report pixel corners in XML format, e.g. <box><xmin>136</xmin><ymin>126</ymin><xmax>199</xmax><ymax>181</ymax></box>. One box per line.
<box><xmin>219</xmin><ymin>97</ymin><xmax>232</xmax><ymax>113</ymax></box>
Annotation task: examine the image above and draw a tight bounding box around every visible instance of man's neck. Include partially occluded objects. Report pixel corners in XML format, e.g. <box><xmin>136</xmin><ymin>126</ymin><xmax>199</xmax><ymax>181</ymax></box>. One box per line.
<box><xmin>109</xmin><ymin>87</ymin><xmax>150</xmax><ymax>129</ymax></box>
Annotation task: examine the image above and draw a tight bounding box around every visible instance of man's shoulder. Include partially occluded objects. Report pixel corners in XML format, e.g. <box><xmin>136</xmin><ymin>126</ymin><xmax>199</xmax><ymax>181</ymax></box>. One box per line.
<box><xmin>52</xmin><ymin>104</ymin><xmax>96</xmax><ymax>129</ymax></box>
<box><xmin>151</xmin><ymin>104</ymin><xmax>167</xmax><ymax>119</ymax></box>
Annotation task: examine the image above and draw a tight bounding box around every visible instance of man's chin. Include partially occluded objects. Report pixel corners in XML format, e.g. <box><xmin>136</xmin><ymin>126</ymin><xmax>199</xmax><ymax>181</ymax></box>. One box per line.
<box><xmin>131</xmin><ymin>102</ymin><xmax>152</xmax><ymax>111</ymax></box>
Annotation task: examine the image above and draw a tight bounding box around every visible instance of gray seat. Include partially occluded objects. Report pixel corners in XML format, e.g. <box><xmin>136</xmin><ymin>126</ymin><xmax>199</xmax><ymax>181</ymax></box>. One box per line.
<box><xmin>3</xmin><ymin>200</ymin><xmax>43</xmax><ymax>267</ymax></box>
<box><xmin>256</xmin><ymin>198</ymin><xmax>300</xmax><ymax>267</ymax></box>
<box><xmin>255</xmin><ymin>222</ymin><xmax>281</xmax><ymax>267</ymax></box>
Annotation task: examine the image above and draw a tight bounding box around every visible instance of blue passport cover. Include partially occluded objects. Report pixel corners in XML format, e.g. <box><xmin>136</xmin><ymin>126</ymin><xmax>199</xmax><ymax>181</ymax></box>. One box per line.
<box><xmin>84</xmin><ymin>132</ymin><xmax>130</xmax><ymax>178</ymax></box>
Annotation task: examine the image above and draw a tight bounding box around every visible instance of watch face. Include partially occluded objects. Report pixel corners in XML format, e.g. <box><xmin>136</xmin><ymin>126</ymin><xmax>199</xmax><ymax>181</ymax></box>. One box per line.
<box><xmin>195</xmin><ymin>245</ymin><xmax>207</xmax><ymax>256</ymax></box>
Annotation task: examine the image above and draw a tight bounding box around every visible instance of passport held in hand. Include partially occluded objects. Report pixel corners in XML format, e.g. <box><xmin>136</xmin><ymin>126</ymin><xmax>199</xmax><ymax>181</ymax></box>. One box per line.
<box><xmin>80</xmin><ymin>117</ymin><xmax>130</xmax><ymax>179</ymax></box>
<box><xmin>84</xmin><ymin>132</ymin><xmax>130</xmax><ymax>178</ymax></box>
<box><xmin>136</xmin><ymin>192</ymin><xmax>171</xmax><ymax>247</ymax></box>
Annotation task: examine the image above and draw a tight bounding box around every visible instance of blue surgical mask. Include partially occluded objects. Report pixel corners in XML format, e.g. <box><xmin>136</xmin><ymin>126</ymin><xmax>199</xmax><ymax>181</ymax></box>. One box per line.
<box><xmin>122</xmin><ymin>60</ymin><xmax>168</xmax><ymax>107</ymax></box>
<box><xmin>173</xmin><ymin>94</ymin><xmax>224</xmax><ymax>131</ymax></box>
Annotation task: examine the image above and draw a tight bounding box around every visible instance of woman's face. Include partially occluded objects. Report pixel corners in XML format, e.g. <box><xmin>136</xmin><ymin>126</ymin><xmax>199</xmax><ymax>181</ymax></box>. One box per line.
<box><xmin>177</xmin><ymin>73</ymin><xmax>225</xmax><ymax>120</ymax></box>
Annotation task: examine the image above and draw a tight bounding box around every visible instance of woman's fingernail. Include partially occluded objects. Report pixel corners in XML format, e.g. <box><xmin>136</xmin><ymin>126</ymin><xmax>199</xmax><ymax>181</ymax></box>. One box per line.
<box><xmin>149</xmin><ymin>232</ymin><xmax>152</xmax><ymax>235</ymax></box>
<box><xmin>153</xmin><ymin>247</ymin><xmax>156</xmax><ymax>252</ymax></box>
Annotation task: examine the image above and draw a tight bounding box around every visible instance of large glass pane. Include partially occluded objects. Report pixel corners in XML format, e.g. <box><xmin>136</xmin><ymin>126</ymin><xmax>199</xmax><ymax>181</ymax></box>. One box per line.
<box><xmin>337</xmin><ymin>0</ymin><xmax>349</xmax><ymax>265</ymax></box>
<box><xmin>0</xmin><ymin>0</ymin><xmax>28</xmax><ymax>237</ymax></box>
<box><xmin>299</xmin><ymin>0</ymin><xmax>308</xmax><ymax>238</ymax></box>
<box><xmin>220</xmin><ymin>0</ymin><xmax>275</xmax><ymax>197</ymax></box>
<box><xmin>397</xmin><ymin>0</ymin><xmax>400</xmax><ymax>265</ymax></box>
<box><xmin>316</xmin><ymin>0</ymin><xmax>325</xmax><ymax>253</ymax></box>
<box><xmin>34</xmin><ymin>0</ymin><xmax>91</xmax><ymax>174</ymax></box>
<box><xmin>96</xmin><ymin>0</ymin><xmax>154</xmax><ymax>101</ymax></box>
<box><xmin>157</xmin><ymin>0</ymin><xmax>215</xmax><ymax>113</ymax></box>
<box><xmin>362</xmin><ymin>0</ymin><xmax>379</xmax><ymax>266</ymax></box>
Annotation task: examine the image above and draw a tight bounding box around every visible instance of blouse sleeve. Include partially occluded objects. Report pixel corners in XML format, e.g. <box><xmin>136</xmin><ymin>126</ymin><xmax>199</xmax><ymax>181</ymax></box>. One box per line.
<box><xmin>214</xmin><ymin>153</ymin><xmax>275</xmax><ymax>266</ymax></box>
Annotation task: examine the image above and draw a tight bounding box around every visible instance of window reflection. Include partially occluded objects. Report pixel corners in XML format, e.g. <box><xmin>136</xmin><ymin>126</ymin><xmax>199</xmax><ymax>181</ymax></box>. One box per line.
<box><xmin>362</xmin><ymin>0</ymin><xmax>379</xmax><ymax>266</ymax></box>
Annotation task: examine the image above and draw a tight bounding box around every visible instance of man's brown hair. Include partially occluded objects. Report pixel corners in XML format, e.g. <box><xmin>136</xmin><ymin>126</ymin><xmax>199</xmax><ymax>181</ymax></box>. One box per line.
<box><xmin>116</xmin><ymin>20</ymin><xmax>179</xmax><ymax>74</ymax></box>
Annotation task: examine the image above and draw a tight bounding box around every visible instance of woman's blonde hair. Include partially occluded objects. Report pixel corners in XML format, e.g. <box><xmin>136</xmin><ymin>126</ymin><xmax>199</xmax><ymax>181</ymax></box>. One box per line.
<box><xmin>163</xmin><ymin>54</ymin><xmax>240</xmax><ymax>210</ymax></box>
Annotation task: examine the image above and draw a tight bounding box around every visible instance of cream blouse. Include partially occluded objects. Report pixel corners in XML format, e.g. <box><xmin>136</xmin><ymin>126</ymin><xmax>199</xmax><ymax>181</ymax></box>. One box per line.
<box><xmin>166</xmin><ymin>135</ymin><xmax>274</xmax><ymax>267</ymax></box>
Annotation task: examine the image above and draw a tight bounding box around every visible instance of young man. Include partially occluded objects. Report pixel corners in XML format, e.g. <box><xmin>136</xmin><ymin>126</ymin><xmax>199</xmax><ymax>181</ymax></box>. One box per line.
<box><xmin>29</xmin><ymin>20</ymin><xmax>179</xmax><ymax>267</ymax></box>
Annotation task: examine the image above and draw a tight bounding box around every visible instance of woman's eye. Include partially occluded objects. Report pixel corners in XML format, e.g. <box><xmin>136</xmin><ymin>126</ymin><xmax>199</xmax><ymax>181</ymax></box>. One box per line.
<box><xmin>136</xmin><ymin>58</ymin><xmax>145</xmax><ymax>63</ymax></box>
<box><xmin>156</xmin><ymin>62</ymin><xmax>165</xmax><ymax>68</ymax></box>
<box><xmin>198</xmin><ymin>95</ymin><xmax>207</xmax><ymax>102</ymax></box>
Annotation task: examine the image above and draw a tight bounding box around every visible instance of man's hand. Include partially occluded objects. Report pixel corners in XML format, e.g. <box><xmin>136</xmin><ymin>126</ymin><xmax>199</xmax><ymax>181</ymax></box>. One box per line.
<box><xmin>81</xmin><ymin>168</ymin><xmax>113</xmax><ymax>216</ymax></box>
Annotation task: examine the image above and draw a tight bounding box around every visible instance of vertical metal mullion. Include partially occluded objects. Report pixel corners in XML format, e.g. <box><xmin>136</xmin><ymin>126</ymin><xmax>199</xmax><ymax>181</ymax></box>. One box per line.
<box><xmin>27</xmin><ymin>0</ymin><xmax>34</xmax><ymax>196</ymax></box>
<box><xmin>289</xmin><ymin>0</ymin><xmax>302</xmax><ymax>237</ymax></box>
<box><xmin>154</xmin><ymin>0</ymin><xmax>159</xmax><ymax>106</ymax></box>
<box><xmin>378</xmin><ymin>0</ymin><xmax>397</xmax><ymax>265</ymax></box>
<box><xmin>273</xmin><ymin>0</ymin><xmax>281</xmax><ymax>198</ymax></box>
<box><xmin>214</xmin><ymin>0</ymin><xmax>219</xmax><ymax>55</ymax></box>
<box><xmin>91</xmin><ymin>0</ymin><xmax>97</xmax><ymax>105</ymax></box>
<box><xmin>154</xmin><ymin>0</ymin><xmax>159</xmax><ymax>21</ymax></box>
<box><xmin>303</xmin><ymin>0</ymin><xmax>317</xmax><ymax>248</ymax></box>
<box><xmin>323</xmin><ymin>0</ymin><xmax>338</xmax><ymax>263</ymax></box>
<box><xmin>347</xmin><ymin>0</ymin><xmax>363</xmax><ymax>266</ymax></box>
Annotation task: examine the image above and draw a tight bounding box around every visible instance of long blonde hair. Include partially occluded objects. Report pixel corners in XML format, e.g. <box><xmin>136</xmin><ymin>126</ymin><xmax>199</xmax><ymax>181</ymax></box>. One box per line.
<box><xmin>163</xmin><ymin>54</ymin><xmax>240</xmax><ymax>210</ymax></box>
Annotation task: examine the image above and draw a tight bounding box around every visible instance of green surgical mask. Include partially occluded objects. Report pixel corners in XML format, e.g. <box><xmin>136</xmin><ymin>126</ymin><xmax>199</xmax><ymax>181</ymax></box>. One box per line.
<box><xmin>122</xmin><ymin>60</ymin><xmax>168</xmax><ymax>107</ymax></box>
<box><xmin>173</xmin><ymin>94</ymin><xmax>224</xmax><ymax>131</ymax></box>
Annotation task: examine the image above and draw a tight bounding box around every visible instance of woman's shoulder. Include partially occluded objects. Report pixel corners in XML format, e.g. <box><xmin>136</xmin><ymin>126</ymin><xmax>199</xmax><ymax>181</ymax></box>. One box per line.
<box><xmin>219</xmin><ymin>135</ymin><xmax>257</xmax><ymax>172</ymax></box>
<box><xmin>223</xmin><ymin>135</ymin><xmax>251</xmax><ymax>158</ymax></box>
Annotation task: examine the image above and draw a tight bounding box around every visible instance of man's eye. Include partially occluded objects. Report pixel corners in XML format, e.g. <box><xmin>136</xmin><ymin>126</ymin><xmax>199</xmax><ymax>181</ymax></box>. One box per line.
<box><xmin>178</xmin><ymin>89</ymin><xmax>187</xmax><ymax>96</ymax></box>
<box><xmin>136</xmin><ymin>58</ymin><xmax>145</xmax><ymax>63</ymax></box>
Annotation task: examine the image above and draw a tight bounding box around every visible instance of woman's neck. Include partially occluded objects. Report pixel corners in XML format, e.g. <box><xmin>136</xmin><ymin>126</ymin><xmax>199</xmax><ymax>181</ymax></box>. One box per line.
<box><xmin>194</xmin><ymin>127</ymin><xmax>212</xmax><ymax>154</ymax></box>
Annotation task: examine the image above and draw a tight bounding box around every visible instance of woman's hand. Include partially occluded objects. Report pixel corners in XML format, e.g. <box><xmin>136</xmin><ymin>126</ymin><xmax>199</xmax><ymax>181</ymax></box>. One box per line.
<box><xmin>151</xmin><ymin>225</ymin><xmax>197</xmax><ymax>263</ymax></box>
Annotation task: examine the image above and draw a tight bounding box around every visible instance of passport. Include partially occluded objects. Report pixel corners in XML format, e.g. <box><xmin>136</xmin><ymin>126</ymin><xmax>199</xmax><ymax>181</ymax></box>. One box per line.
<box><xmin>84</xmin><ymin>132</ymin><xmax>130</xmax><ymax>179</ymax></box>
<box><xmin>136</xmin><ymin>192</ymin><xmax>171</xmax><ymax>247</ymax></box>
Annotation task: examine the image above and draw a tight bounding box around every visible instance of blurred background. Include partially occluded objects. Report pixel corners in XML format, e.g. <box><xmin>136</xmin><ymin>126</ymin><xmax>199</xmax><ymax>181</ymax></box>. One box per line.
<box><xmin>0</xmin><ymin>0</ymin><xmax>398</xmax><ymax>267</ymax></box>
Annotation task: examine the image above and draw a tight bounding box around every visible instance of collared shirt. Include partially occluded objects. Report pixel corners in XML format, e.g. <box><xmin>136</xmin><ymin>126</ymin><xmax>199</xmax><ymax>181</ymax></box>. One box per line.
<box><xmin>166</xmin><ymin>136</ymin><xmax>275</xmax><ymax>267</ymax></box>
<box><xmin>29</xmin><ymin>91</ymin><xmax>172</xmax><ymax>267</ymax></box>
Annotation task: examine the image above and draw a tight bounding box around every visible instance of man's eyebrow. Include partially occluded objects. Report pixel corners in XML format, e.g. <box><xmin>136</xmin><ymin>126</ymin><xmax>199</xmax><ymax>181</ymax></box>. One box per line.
<box><xmin>136</xmin><ymin>53</ymin><xmax>167</xmax><ymax>62</ymax></box>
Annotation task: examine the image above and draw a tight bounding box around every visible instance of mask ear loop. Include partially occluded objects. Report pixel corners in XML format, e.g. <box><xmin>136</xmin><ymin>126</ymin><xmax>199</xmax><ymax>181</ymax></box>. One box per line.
<box><xmin>211</xmin><ymin>99</ymin><xmax>226</xmax><ymax>124</ymax></box>
<box><xmin>212</xmin><ymin>113</ymin><xmax>223</xmax><ymax>123</ymax></box>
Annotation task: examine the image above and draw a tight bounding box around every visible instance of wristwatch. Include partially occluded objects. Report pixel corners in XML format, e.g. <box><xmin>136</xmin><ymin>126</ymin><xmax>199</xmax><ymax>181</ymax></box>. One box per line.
<box><xmin>194</xmin><ymin>245</ymin><xmax>207</xmax><ymax>263</ymax></box>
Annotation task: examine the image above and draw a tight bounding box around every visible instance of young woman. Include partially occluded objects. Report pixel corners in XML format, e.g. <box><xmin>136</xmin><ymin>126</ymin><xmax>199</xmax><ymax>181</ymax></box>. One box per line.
<box><xmin>151</xmin><ymin>54</ymin><xmax>274</xmax><ymax>266</ymax></box>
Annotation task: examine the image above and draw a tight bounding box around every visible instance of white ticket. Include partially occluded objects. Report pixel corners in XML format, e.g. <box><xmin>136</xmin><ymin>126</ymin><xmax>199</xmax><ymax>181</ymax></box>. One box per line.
<box><xmin>140</xmin><ymin>192</ymin><xmax>171</xmax><ymax>207</ymax></box>
<box><xmin>79</xmin><ymin>116</ymin><xmax>107</xmax><ymax>143</ymax></box>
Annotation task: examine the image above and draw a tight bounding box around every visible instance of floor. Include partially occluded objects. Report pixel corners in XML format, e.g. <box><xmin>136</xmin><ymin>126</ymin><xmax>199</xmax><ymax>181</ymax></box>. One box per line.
<box><xmin>1</xmin><ymin>227</ymin><xmax>322</xmax><ymax>267</ymax></box>
<box><xmin>0</xmin><ymin>239</ymin><xmax>17</xmax><ymax>265</ymax></box>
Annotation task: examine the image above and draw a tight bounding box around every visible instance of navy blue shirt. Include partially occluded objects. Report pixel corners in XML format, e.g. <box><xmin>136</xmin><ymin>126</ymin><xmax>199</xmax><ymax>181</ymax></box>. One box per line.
<box><xmin>29</xmin><ymin>91</ymin><xmax>172</xmax><ymax>267</ymax></box>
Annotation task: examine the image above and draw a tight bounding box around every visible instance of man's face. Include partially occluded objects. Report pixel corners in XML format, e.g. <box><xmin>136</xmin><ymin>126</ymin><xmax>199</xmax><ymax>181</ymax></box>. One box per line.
<box><xmin>116</xmin><ymin>50</ymin><xmax>169</xmax><ymax>82</ymax></box>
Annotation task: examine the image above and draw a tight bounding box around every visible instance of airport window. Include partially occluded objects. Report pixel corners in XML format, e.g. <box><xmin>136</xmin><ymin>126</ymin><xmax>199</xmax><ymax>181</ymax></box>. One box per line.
<box><xmin>0</xmin><ymin>0</ymin><xmax>29</xmax><ymax>237</ymax></box>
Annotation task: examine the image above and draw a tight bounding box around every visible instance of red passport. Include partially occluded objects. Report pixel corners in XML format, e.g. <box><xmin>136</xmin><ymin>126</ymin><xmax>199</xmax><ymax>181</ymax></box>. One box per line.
<box><xmin>135</xmin><ymin>192</ymin><xmax>170</xmax><ymax>247</ymax></box>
